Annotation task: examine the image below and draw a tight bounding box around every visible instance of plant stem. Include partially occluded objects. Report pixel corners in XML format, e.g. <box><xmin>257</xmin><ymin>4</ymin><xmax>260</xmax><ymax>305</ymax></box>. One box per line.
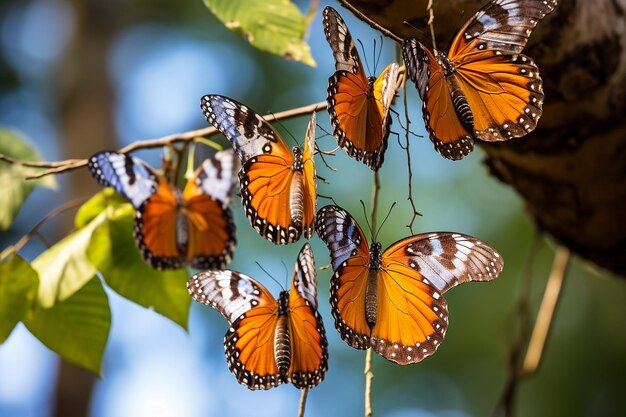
<box><xmin>522</xmin><ymin>246</ymin><xmax>571</xmax><ymax>375</ymax></box>
<box><xmin>298</xmin><ymin>388</ymin><xmax>309</xmax><ymax>417</ymax></box>
<box><xmin>364</xmin><ymin>347</ymin><xmax>374</xmax><ymax>417</ymax></box>
<box><xmin>11</xmin><ymin>198</ymin><xmax>87</xmax><ymax>253</ymax></box>
<box><xmin>364</xmin><ymin>170</ymin><xmax>381</xmax><ymax>417</ymax></box>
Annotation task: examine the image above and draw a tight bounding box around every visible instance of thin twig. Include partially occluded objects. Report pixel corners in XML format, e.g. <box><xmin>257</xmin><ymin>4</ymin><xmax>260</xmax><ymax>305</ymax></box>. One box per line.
<box><xmin>339</xmin><ymin>0</ymin><xmax>403</xmax><ymax>43</ymax></box>
<box><xmin>427</xmin><ymin>0</ymin><xmax>438</xmax><ymax>53</ymax></box>
<box><xmin>364</xmin><ymin>347</ymin><xmax>374</xmax><ymax>417</ymax></box>
<box><xmin>11</xmin><ymin>198</ymin><xmax>88</xmax><ymax>253</ymax></box>
<box><xmin>496</xmin><ymin>233</ymin><xmax>542</xmax><ymax>417</ymax></box>
<box><xmin>3</xmin><ymin>100</ymin><xmax>328</xmax><ymax>180</ymax></box>
<box><xmin>522</xmin><ymin>246</ymin><xmax>571</xmax><ymax>376</ymax></box>
<box><xmin>400</xmin><ymin>53</ymin><xmax>422</xmax><ymax>233</ymax></box>
<box><xmin>297</xmin><ymin>388</ymin><xmax>309</xmax><ymax>417</ymax></box>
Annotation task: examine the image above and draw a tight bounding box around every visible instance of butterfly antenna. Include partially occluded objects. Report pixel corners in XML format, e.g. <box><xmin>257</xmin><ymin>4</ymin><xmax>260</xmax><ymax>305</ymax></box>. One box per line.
<box><xmin>375</xmin><ymin>35</ymin><xmax>384</xmax><ymax>75</ymax></box>
<box><xmin>359</xmin><ymin>200</ymin><xmax>374</xmax><ymax>238</ymax></box>
<box><xmin>280</xmin><ymin>260</ymin><xmax>290</xmax><ymax>290</ymax></box>
<box><xmin>402</xmin><ymin>21</ymin><xmax>431</xmax><ymax>47</ymax></box>
<box><xmin>269</xmin><ymin>111</ymin><xmax>300</xmax><ymax>148</ymax></box>
<box><xmin>357</xmin><ymin>39</ymin><xmax>372</xmax><ymax>76</ymax></box>
<box><xmin>255</xmin><ymin>261</ymin><xmax>286</xmax><ymax>291</ymax></box>
<box><xmin>374</xmin><ymin>202</ymin><xmax>397</xmax><ymax>242</ymax></box>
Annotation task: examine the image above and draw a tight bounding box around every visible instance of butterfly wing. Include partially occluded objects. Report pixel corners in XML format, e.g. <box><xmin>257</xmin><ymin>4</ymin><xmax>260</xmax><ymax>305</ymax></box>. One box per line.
<box><xmin>181</xmin><ymin>149</ymin><xmax>238</xmax><ymax>269</ymax></box>
<box><xmin>448</xmin><ymin>0</ymin><xmax>557</xmax><ymax>142</ymax></box>
<box><xmin>315</xmin><ymin>205</ymin><xmax>372</xmax><ymax>350</ymax></box>
<box><xmin>287</xmin><ymin>243</ymin><xmax>328</xmax><ymax>388</ymax></box>
<box><xmin>299</xmin><ymin>113</ymin><xmax>317</xmax><ymax>241</ymax></box>
<box><xmin>324</xmin><ymin>7</ymin><xmax>398</xmax><ymax>170</ymax></box>
<box><xmin>134</xmin><ymin>178</ymin><xmax>185</xmax><ymax>269</ymax></box>
<box><xmin>202</xmin><ymin>95</ymin><xmax>312</xmax><ymax>244</ymax></box>
<box><xmin>448</xmin><ymin>0</ymin><xmax>558</xmax><ymax>57</ymax></box>
<box><xmin>88</xmin><ymin>151</ymin><xmax>158</xmax><ymax>208</ymax></box>
<box><xmin>403</xmin><ymin>0</ymin><xmax>556</xmax><ymax>158</ymax></box>
<box><xmin>371</xmin><ymin>260</ymin><xmax>448</xmax><ymax>365</ymax></box>
<box><xmin>88</xmin><ymin>151</ymin><xmax>185</xmax><ymax>269</ymax></box>
<box><xmin>383</xmin><ymin>232</ymin><xmax>504</xmax><ymax>294</ymax></box>
<box><xmin>187</xmin><ymin>270</ymin><xmax>282</xmax><ymax>390</ymax></box>
<box><xmin>402</xmin><ymin>39</ymin><xmax>475</xmax><ymax>160</ymax></box>
<box><xmin>322</xmin><ymin>6</ymin><xmax>361</xmax><ymax>73</ymax></box>
<box><xmin>370</xmin><ymin>232</ymin><xmax>504</xmax><ymax>364</ymax></box>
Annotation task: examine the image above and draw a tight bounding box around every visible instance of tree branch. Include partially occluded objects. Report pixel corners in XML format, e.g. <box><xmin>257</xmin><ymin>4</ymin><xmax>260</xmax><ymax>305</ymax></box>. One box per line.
<box><xmin>522</xmin><ymin>246</ymin><xmax>571</xmax><ymax>376</ymax></box>
<box><xmin>297</xmin><ymin>388</ymin><xmax>309</xmax><ymax>417</ymax></box>
<box><xmin>1</xmin><ymin>100</ymin><xmax>328</xmax><ymax>181</ymax></box>
<box><xmin>339</xmin><ymin>0</ymin><xmax>403</xmax><ymax>43</ymax></box>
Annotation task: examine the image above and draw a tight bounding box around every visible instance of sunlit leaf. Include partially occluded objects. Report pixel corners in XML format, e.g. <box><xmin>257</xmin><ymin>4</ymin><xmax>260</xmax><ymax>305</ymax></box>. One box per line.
<box><xmin>31</xmin><ymin>211</ymin><xmax>107</xmax><ymax>308</ymax></box>
<box><xmin>87</xmin><ymin>203</ymin><xmax>191</xmax><ymax>328</ymax></box>
<box><xmin>0</xmin><ymin>129</ymin><xmax>57</xmax><ymax>230</ymax></box>
<box><xmin>75</xmin><ymin>188</ymin><xmax>127</xmax><ymax>228</ymax></box>
<box><xmin>0</xmin><ymin>249</ymin><xmax>39</xmax><ymax>343</ymax></box>
<box><xmin>203</xmin><ymin>0</ymin><xmax>316</xmax><ymax>66</ymax></box>
<box><xmin>24</xmin><ymin>277</ymin><xmax>110</xmax><ymax>375</ymax></box>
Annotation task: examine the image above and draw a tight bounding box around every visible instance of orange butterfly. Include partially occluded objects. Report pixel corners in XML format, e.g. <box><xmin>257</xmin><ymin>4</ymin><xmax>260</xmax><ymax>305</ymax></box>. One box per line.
<box><xmin>88</xmin><ymin>150</ymin><xmax>237</xmax><ymax>270</ymax></box>
<box><xmin>323</xmin><ymin>6</ymin><xmax>400</xmax><ymax>171</ymax></box>
<box><xmin>315</xmin><ymin>205</ymin><xmax>503</xmax><ymax>364</ymax></box>
<box><xmin>187</xmin><ymin>243</ymin><xmax>328</xmax><ymax>390</ymax></box>
<box><xmin>201</xmin><ymin>95</ymin><xmax>317</xmax><ymax>245</ymax></box>
<box><xmin>402</xmin><ymin>0</ymin><xmax>557</xmax><ymax>160</ymax></box>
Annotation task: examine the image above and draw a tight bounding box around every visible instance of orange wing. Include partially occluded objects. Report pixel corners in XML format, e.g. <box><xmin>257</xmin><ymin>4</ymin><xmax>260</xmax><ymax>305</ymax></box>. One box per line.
<box><xmin>324</xmin><ymin>6</ymin><xmax>399</xmax><ymax>171</ymax></box>
<box><xmin>88</xmin><ymin>151</ymin><xmax>186</xmax><ymax>269</ymax></box>
<box><xmin>202</xmin><ymin>95</ymin><xmax>316</xmax><ymax>244</ymax></box>
<box><xmin>287</xmin><ymin>243</ymin><xmax>328</xmax><ymax>388</ymax></box>
<box><xmin>226</xmin><ymin>303</ymin><xmax>281</xmax><ymax>390</ymax></box>
<box><xmin>300</xmin><ymin>112</ymin><xmax>317</xmax><ymax>240</ymax></box>
<box><xmin>371</xmin><ymin>265</ymin><xmax>448</xmax><ymax>365</ymax></box>
<box><xmin>181</xmin><ymin>149</ymin><xmax>237</xmax><ymax>269</ymax></box>
<box><xmin>402</xmin><ymin>0</ymin><xmax>557</xmax><ymax>159</ymax></box>
<box><xmin>454</xmin><ymin>51</ymin><xmax>544</xmax><ymax>141</ymax></box>
<box><xmin>188</xmin><ymin>270</ymin><xmax>282</xmax><ymax>390</ymax></box>
<box><xmin>375</xmin><ymin>232</ymin><xmax>504</xmax><ymax>364</ymax></box>
<box><xmin>135</xmin><ymin>179</ymin><xmax>185</xmax><ymax>269</ymax></box>
<box><xmin>402</xmin><ymin>39</ymin><xmax>475</xmax><ymax>160</ymax></box>
<box><xmin>315</xmin><ymin>205</ymin><xmax>372</xmax><ymax>350</ymax></box>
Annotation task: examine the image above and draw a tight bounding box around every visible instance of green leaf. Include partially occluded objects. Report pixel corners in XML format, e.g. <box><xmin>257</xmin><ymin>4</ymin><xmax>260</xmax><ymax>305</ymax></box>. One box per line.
<box><xmin>0</xmin><ymin>129</ymin><xmax>57</xmax><ymax>230</ymax></box>
<box><xmin>75</xmin><ymin>188</ymin><xmax>127</xmax><ymax>228</ymax></box>
<box><xmin>86</xmin><ymin>198</ymin><xmax>190</xmax><ymax>328</ymax></box>
<box><xmin>31</xmin><ymin>211</ymin><xmax>107</xmax><ymax>308</ymax></box>
<box><xmin>0</xmin><ymin>250</ymin><xmax>39</xmax><ymax>343</ymax></box>
<box><xmin>24</xmin><ymin>277</ymin><xmax>110</xmax><ymax>375</ymax></box>
<box><xmin>204</xmin><ymin>0</ymin><xmax>316</xmax><ymax>66</ymax></box>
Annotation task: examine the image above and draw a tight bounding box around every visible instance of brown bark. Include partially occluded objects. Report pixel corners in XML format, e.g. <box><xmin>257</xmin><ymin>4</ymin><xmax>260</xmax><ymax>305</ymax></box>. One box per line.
<box><xmin>52</xmin><ymin>0</ymin><xmax>119</xmax><ymax>414</ymax></box>
<box><xmin>340</xmin><ymin>0</ymin><xmax>626</xmax><ymax>277</ymax></box>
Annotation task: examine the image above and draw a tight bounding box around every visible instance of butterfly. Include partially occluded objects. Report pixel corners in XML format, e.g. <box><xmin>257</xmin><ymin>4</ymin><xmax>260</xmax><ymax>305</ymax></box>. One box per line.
<box><xmin>315</xmin><ymin>205</ymin><xmax>504</xmax><ymax>364</ymax></box>
<box><xmin>323</xmin><ymin>6</ymin><xmax>401</xmax><ymax>171</ymax></box>
<box><xmin>87</xmin><ymin>149</ymin><xmax>238</xmax><ymax>270</ymax></box>
<box><xmin>402</xmin><ymin>0</ymin><xmax>558</xmax><ymax>160</ymax></box>
<box><xmin>187</xmin><ymin>242</ymin><xmax>328</xmax><ymax>390</ymax></box>
<box><xmin>201</xmin><ymin>95</ymin><xmax>317</xmax><ymax>245</ymax></box>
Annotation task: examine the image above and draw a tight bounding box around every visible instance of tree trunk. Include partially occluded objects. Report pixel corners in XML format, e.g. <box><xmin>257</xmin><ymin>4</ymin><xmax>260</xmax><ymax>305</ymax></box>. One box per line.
<box><xmin>53</xmin><ymin>0</ymin><xmax>118</xmax><ymax>414</ymax></box>
<box><xmin>339</xmin><ymin>0</ymin><xmax>626</xmax><ymax>278</ymax></box>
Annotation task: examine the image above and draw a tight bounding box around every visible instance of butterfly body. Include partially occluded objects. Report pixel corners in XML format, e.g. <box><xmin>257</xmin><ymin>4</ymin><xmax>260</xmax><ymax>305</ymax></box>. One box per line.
<box><xmin>187</xmin><ymin>243</ymin><xmax>328</xmax><ymax>389</ymax></box>
<box><xmin>88</xmin><ymin>150</ymin><xmax>237</xmax><ymax>270</ymax></box>
<box><xmin>202</xmin><ymin>95</ymin><xmax>317</xmax><ymax>245</ymax></box>
<box><xmin>402</xmin><ymin>0</ymin><xmax>557</xmax><ymax>160</ymax></box>
<box><xmin>316</xmin><ymin>205</ymin><xmax>503</xmax><ymax>364</ymax></box>
<box><xmin>324</xmin><ymin>6</ymin><xmax>400</xmax><ymax>171</ymax></box>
